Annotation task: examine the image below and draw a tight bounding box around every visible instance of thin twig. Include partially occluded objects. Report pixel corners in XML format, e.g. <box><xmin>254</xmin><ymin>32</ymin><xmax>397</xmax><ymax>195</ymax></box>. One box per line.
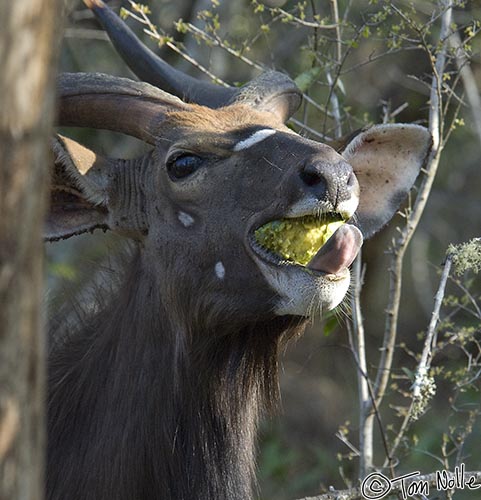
<box><xmin>327</xmin><ymin>0</ymin><xmax>343</xmax><ymax>138</ymax></box>
<box><xmin>374</xmin><ymin>0</ymin><xmax>453</xmax><ymax>408</ymax></box>
<box><xmin>350</xmin><ymin>256</ymin><xmax>373</xmax><ymax>478</ymax></box>
<box><xmin>123</xmin><ymin>5</ymin><xmax>230</xmax><ymax>86</ymax></box>
<box><xmin>289</xmin><ymin>118</ymin><xmax>332</xmax><ymax>141</ymax></box>
<box><xmin>340</xmin><ymin>46</ymin><xmax>423</xmax><ymax>75</ymax></box>
<box><xmin>275</xmin><ymin>7</ymin><xmax>339</xmax><ymax>30</ymax></box>
<box><xmin>126</xmin><ymin>5</ymin><xmax>337</xmax><ymax>121</ymax></box>
<box><xmin>347</xmin><ymin>318</ymin><xmax>395</xmax><ymax>479</ymax></box>
<box><xmin>182</xmin><ymin>23</ymin><xmax>265</xmax><ymax>72</ymax></box>
<box><xmin>413</xmin><ymin>255</ymin><xmax>452</xmax><ymax>398</ymax></box>
<box><xmin>302</xmin><ymin>94</ymin><xmax>336</xmax><ymax>118</ymax></box>
<box><xmin>320</xmin><ymin>24</ymin><xmax>361</xmax><ymax>134</ymax></box>
<box><xmin>448</xmin><ymin>274</ymin><xmax>481</xmax><ymax>319</ymax></box>
<box><xmin>386</xmin><ymin>254</ymin><xmax>453</xmax><ymax>465</ymax></box>
<box><xmin>449</xmin><ymin>30</ymin><xmax>481</xmax><ymax>149</ymax></box>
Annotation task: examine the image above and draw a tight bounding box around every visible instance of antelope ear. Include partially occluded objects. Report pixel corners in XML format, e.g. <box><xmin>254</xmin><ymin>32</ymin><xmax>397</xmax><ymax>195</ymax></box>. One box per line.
<box><xmin>341</xmin><ymin>124</ymin><xmax>432</xmax><ymax>238</ymax></box>
<box><xmin>46</xmin><ymin>135</ymin><xmax>112</xmax><ymax>241</ymax></box>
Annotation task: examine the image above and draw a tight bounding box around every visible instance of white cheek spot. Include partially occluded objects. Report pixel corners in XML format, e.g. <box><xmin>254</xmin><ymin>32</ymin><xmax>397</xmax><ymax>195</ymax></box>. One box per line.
<box><xmin>178</xmin><ymin>211</ymin><xmax>195</xmax><ymax>227</ymax></box>
<box><xmin>233</xmin><ymin>129</ymin><xmax>276</xmax><ymax>152</ymax></box>
<box><xmin>215</xmin><ymin>261</ymin><xmax>225</xmax><ymax>280</ymax></box>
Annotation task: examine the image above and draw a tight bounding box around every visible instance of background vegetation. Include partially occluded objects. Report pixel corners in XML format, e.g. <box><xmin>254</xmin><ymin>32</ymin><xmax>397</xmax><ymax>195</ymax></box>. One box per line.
<box><xmin>51</xmin><ymin>1</ymin><xmax>481</xmax><ymax>498</ymax></box>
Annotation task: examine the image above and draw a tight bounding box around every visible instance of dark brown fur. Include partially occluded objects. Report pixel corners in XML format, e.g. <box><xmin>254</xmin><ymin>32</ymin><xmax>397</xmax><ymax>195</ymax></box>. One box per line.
<box><xmin>47</xmin><ymin>246</ymin><xmax>304</xmax><ymax>500</ymax></box>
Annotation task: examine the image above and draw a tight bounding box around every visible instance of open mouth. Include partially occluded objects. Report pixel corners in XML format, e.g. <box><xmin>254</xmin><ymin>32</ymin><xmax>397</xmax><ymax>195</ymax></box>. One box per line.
<box><xmin>251</xmin><ymin>213</ymin><xmax>362</xmax><ymax>277</ymax></box>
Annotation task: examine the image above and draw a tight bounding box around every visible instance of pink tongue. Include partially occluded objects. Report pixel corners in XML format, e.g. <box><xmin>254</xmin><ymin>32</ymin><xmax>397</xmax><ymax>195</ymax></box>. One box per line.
<box><xmin>307</xmin><ymin>224</ymin><xmax>363</xmax><ymax>275</ymax></box>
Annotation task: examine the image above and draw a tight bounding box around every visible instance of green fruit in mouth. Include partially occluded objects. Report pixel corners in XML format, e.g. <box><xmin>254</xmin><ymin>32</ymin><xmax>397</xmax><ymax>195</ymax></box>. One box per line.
<box><xmin>254</xmin><ymin>214</ymin><xmax>345</xmax><ymax>266</ymax></box>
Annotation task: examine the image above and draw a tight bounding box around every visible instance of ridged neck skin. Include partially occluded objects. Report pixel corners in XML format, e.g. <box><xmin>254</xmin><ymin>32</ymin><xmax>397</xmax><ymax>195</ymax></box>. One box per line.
<box><xmin>108</xmin><ymin>155</ymin><xmax>152</xmax><ymax>238</ymax></box>
<box><xmin>47</xmin><ymin>250</ymin><xmax>302</xmax><ymax>500</ymax></box>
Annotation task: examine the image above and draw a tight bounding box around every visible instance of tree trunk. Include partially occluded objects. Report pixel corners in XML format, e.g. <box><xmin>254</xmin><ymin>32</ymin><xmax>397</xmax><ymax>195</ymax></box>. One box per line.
<box><xmin>0</xmin><ymin>1</ymin><xmax>61</xmax><ymax>498</ymax></box>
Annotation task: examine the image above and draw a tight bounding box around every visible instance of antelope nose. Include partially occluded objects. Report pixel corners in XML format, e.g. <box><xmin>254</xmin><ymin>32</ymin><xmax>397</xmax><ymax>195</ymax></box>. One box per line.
<box><xmin>299</xmin><ymin>160</ymin><xmax>358</xmax><ymax>208</ymax></box>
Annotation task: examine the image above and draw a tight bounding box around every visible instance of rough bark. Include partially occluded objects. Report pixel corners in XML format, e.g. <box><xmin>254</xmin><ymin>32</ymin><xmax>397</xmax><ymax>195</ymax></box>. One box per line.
<box><xmin>0</xmin><ymin>0</ymin><xmax>60</xmax><ymax>498</ymax></box>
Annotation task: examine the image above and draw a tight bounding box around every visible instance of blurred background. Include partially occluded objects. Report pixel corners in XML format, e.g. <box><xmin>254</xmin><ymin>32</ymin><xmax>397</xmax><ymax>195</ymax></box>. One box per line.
<box><xmin>50</xmin><ymin>1</ymin><xmax>481</xmax><ymax>498</ymax></box>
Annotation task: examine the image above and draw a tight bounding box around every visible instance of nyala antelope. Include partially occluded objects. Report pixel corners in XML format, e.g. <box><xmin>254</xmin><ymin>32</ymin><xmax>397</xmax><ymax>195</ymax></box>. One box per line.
<box><xmin>46</xmin><ymin>1</ymin><xmax>431</xmax><ymax>499</ymax></box>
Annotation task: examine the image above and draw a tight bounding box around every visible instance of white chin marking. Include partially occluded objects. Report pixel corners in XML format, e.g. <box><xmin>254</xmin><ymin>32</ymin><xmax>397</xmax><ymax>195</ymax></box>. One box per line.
<box><xmin>178</xmin><ymin>211</ymin><xmax>195</xmax><ymax>227</ymax></box>
<box><xmin>336</xmin><ymin>196</ymin><xmax>359</xmax><ymax>219</ymax></box>
<box><xmin>233</xmin><ymin>129</ymin><xmax>276</xmax><ymax>151</ymax></box>
<box><xmin>255</xmin><ymin>259</ymin><xmax>351</xmax><ymax>316</ymax></box>
<box><xmin>215</xmin><ymin>261</ymin><xmax>226</xmax><ymax>280</ymax></box>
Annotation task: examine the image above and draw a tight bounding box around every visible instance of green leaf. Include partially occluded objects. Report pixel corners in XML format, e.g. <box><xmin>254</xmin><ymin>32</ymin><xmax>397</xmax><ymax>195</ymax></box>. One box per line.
<box><xmin>323</xmin><ymin>311</ymin><xmax>339</xmax><ymax>337</ymax></box>
<box><xmin>294</xmin><ymin>67</ymin><xmax>321</xmax><ymax>92</ymax></box>
<box><xmin>401</xmin><ymin>367</ymin><xmax>414</xmax><ymax>381</ymax></box>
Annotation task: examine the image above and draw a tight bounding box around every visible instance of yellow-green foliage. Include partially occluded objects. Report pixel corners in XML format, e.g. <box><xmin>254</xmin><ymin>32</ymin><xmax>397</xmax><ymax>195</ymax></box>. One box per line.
<box><xmin>254</xmin><ymin>215</ymin><xmax>344</xmax><ymax>265</ymax></box>
<box><xmin>448</xmin><ymin>238</ymin><xmax>481</xmax><ymax>275</ymax></box>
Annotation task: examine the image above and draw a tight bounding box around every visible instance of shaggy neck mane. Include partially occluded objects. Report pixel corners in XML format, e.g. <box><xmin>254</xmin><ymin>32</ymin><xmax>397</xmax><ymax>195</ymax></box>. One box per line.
<box><xmin>47</xmin><ymin>248</ymin><xmax>302</xmax><ymax>500</ymax></box>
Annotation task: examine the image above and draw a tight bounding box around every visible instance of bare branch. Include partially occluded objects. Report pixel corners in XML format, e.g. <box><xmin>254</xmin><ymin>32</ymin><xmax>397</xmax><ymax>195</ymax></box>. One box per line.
<box><xmin>386</xmin><ymin>253</ymin><xmax>453</xmax><ymax>464</ymax></box>
<box><xmin>412</xmin><ymin>255</ymin><xmax>452</xmax><ymax>400</ymax></box>
<box><xmin>122</xmin><ymin>5</ymin><xmax>231</xmax><ymax>86</ymax></box>
<box><xmin>290</xmin><ymin>117</ymin><xmax>333</xmax><ymax>141</ymax></box>
<box><xmin>349</xmin><ymin>255</ymin><xmax>373</xmax><ymax>478</ymax></box>
<box><xmin>275</xmin><ymin>7</ymin><xmax>339</xmax><ymax>30</ymax></box>
<box><xmin>180</xmin><ymin>22</ymin><xmax>265</xmax><ymax>72</ymax></box>
<box><xmin>449</xmin><ymin>31</ymin><xmax>481</xmax><ymax>149</ymax></box>
<box><xmin>374</xmin><ymin>0</ymin><xmax>453</xmax><ymax>407</ymax></box>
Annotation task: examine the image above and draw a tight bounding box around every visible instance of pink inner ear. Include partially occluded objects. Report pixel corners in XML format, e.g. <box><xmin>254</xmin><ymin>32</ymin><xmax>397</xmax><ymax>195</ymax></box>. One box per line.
<box><xmin>341</xmin><ymin>124</ymin><xmax>431</xmax><ymax>238</ymax></box>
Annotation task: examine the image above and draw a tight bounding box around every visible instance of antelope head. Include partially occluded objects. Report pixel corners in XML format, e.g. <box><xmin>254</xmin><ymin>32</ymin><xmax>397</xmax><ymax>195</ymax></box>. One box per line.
<box><xmin>47</xmin><ymin>0</ymin><xmax>431</xmax><ymax>322</ymax></box>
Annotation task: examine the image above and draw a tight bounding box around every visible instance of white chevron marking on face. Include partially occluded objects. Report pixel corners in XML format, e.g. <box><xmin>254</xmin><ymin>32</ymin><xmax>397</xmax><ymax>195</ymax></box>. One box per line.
<box><xmin>233</xmin><ymin>129</ymin><xmax>276</xmax><ymax>152</ymax></box>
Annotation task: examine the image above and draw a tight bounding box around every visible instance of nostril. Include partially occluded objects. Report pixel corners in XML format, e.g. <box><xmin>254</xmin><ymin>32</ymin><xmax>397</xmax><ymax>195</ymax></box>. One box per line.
<box><xmin>347</xmin><ymin>172</ymin><xmax>357</xmax><ymax>188</ymax></box>
<box><xmin>300</xmin><ymin>164</ymin><xmax>325</xmax><ymax>187</ymax></box>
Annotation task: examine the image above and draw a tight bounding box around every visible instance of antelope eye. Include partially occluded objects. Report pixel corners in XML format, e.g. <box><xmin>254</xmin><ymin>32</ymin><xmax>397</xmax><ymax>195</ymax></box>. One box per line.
<box><xmin>166</xmin><ymin>153</ymin><xmax>203</xmax><ymax>180</ymax></box>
